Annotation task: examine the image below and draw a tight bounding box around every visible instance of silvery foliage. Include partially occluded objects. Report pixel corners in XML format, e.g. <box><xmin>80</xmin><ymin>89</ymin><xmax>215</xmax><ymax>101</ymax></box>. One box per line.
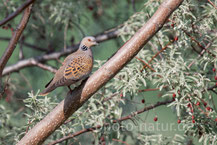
<box><xmin>138</xmin><ymin>134</ymin><xmax>189</xmax><ymax>145</ymax></box>
<box><xmin>119</xmin><ymin>0</ymin><xmax>217</xmax><ymax>144</ymax></box>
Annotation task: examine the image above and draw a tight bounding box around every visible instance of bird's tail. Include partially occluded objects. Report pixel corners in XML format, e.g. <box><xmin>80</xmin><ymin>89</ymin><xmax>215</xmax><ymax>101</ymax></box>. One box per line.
<box><xmin>39</xmin><ymin>92</ymin><xmax>49</xmax><ymax>96</ymax></box>
<box><xmin>39</xmin><ymin>85</ymin><xmax>56</xmax><ymax>96</ymax></box>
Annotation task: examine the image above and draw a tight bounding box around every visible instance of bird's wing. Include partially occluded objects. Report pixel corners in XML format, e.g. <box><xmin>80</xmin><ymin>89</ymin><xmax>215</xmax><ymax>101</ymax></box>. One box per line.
<box><xmin>64</xmin><ymin>55</ymin><xmax>92</xmax><ymax>80</ymax></box>
<box><xmin>45</xmin><ymin>55</ymin><xmax>92</xmax><ymax>89</ymax></box>
<box><xmin>45</xmin><ymin>78</ymin><xmax>53</xmax><ymax>88</ymax></box>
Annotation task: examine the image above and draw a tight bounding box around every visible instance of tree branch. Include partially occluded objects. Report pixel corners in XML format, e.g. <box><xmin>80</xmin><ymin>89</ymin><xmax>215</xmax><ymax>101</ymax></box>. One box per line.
<box><xmin>208</xmin><ymin>0</ymin><xmax>217</xmax><ymax>10</ymax></box>
<box><xmin>141</xmin><ymin>38</ymin><xmax>176</xmax><ymax>71</ymax></box>
<box><xmin>48</xmin><ymin>99</ymin><xmax>173</xmax><ymax>145</ymax></box>
<box><xmin>0</xmin><ymin>4</ymin><xmax>33</xmax><ymax>78</ymax></box>
<box><xmin>31</xmin><ymin>60</ymin><xmax>57</xmax><ymax>73</ymax></box>
<box><xmin>138</xmin><ymin>86</ymin><xmax>168</xmax><ymax>92</ymax></box>
<box><xmin>2</xmin><ymin>27</ymin><xmax>120</xmax><ymax>76</ymax></box>
<box><xmin>17</xmin><ymin>0</ymin><xmax>183</xmax><ymax>144</ymax></box>
<box><xmin>0</xmin><ymin>0</ymin><xmax>35</xmax><ymax>26</ymax></box>
<box><xmin>182</xmin><ymin>29</ymin><xmax>216</xmax><ymax>58</ymax></box>
<box><xmin>0</xmin><ymin>37</ymin><xmax>48</xmax><ymax>51</ymax></box>
<box><xmin>112</xmin><ymin>139</ymin><xmax>130</xmax><ymax>145</ymax></box>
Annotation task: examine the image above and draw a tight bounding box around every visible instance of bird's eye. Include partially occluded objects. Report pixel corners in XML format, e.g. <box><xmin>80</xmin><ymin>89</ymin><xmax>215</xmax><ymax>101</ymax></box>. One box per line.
<box><xmin>81</xmin><ymin>45</ymin><xmax>88</xmax><ymax>51</ymax></box>
<box><xmin>88</xmin><ymin>39</ymin><xmax>91</xmax><ymax>42</ymax></box>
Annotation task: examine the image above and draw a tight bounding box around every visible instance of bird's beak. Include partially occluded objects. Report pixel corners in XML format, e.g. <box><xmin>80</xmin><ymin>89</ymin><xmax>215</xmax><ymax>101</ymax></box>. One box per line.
<box><xmin>93</xmin><ymin>41</ymin><xmax>98</xmax><ymax>46</ymax></box>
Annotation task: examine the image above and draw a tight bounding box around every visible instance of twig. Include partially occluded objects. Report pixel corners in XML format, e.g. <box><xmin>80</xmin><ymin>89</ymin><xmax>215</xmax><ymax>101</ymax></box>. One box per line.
<box><xmin>155</xmin><ymin>34</ymin><xmax>164</xmax><ymax>56</ymax></box>
<box><xmin>132</xmin><ymin>0</ymin><xmax>136</xmax><ymax>12</ymax></box>
<box><xmin>135</xmin><ymin>56</ymin><xmax>156</xmax><ymax>72</ymax></box>
<box><xmin>148</xmin><ymin>41</ymin><xmax>164</xmax><ymax>59</ymax></box>
<box><xmin>182</xmin><ymin>29</ymin><xmax>216</xmax><ymax>58</ymax></box>
<box><xmin>0</xmin><ymin>4</ymin><xmax>33</xmax><ymax>85</ymax></box>
<box><xmin>103</xmin><ymin>92</ymin><xmax>119</xmax><ymax>102</ymax></box>
<box><xmin>0</xmin><ymin>37</ymin><xmax>48</xmax><ymax>51</ymax></box>
<box><xmin>190</xmin><ymin>100</ymin><xmax>209</xmax><ymax>117</ymax></box>
<box><xmin>32</xmin><ymin>61</ymin><xmax>57</xmax><ymax>74</ymax></box>
<box><xmin>208</xmin><ymin>0</ymin><xmax>217</xmax><ymax>10</ymax></box>
<box><xmin>138</xmin><ymin>86</ymin><xmax>168</xmax><ymax>92</ymax></box>
<box><xmin>188</xmin><ymin>43</ymin><xmax>211</xmax><ymax>68</ymax></box>
<box><xmin>48</xmin><ymin>99</ymin><xmax>173</xmax><ymax>145</ymax></box>
<box><xmin>25</xmin><ymin>120</ymin><xmax>32</xmax><ymax>134</ymax></box>
<box><xmin>112</xmin><ymin>138</ymin><xmax>131</xmax><ymax>145</ymax></box>
<box><xmin>63</xmin><ymin>21</ymin><xmax>69</xmax><ymax>51</ymax></box>
<box><xmin>0</xmin><ymin>0</ymin><xmax>35</xmax><ymax>26</ymax></box>
<box><xmin>17</xmin><ymin>1</ymin><xmax>184</xmax><ymax>144</ymax></box>
<box><xmin>141</xmin><ymin>39</ymin><xmax>175</xmax><ymax>71</ymax></box>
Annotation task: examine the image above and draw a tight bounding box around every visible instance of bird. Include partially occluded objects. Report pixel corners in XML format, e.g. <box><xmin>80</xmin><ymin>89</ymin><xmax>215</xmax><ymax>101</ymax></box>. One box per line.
<box><xmin>39</xmin><ymin>36</ymin><xmax>98</xmax><ymax>96</ymax></box>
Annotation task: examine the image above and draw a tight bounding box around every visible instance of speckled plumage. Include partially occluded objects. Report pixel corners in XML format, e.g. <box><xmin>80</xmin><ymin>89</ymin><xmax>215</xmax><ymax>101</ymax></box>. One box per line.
<box><xmin>40</xmin><ymin>36</ymin><xmax>98</xmax><ymax>96</ymax></box>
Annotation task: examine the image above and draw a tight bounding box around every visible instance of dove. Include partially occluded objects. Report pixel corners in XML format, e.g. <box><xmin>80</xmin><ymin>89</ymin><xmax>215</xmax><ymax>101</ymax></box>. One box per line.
<box><xmin>39</xmin><ymin>36</ymin><xmax>98</xmax><ymax>96</ymax></box>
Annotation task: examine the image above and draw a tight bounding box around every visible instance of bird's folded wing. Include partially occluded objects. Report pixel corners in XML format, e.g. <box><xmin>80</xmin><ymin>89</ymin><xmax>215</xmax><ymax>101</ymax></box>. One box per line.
<box><xmin>64</xmin><ymin>56</ymin><xmax>92</xmax><ymax>80</ymax></box>
<box><xmin>54</xmin><ymin>77</ymin><xmax>68</xmax><ymax>86</ymax></box>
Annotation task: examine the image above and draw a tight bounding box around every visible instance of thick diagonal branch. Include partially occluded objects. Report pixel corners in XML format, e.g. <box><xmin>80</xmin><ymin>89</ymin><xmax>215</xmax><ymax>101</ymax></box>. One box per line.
<box><xmin>17</xmin><ymin>0</ymin><xmax>184</xmax><ymax>144</ymax></box>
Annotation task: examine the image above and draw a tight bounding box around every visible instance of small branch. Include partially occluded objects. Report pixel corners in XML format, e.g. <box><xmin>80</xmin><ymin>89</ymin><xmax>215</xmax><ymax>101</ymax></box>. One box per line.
<box><xmin>135</xmin><ymin>56</ymin><xmax>156</xmax><ymax>72</ymax></box>
<box><xmin>155</xmin><ymin>35</ymin><xmax>164</xmax><ymax>59</ymax></box>
<box><xmin>148</xmin><ymin>39</ymin><xmax>174</xmax><ymax>64</ymax></box>
<box><xmin>182</xmin><ymin>29</ymin><xmax>216</xmax><ymax>58</ymax></box>
<box><xmin>208</xmin><ymin>0</ymin><xmax>217</xmax><ymax>10</ymax></box>
<box><xmin>131</xmin><ymin>0</ymin><xmax>136</xmax><ymax>12</ymax></box>
<box><xmin>112</xmin><ymin>138</ymin><xmax>131</xmax><ymax>145</ymax></box>
<box><xmin>32</xmin><ymin>61</ymin><xmax>57</xmax><ymax>74</ymax></box>
<box><xmin>94</xmin><ymin>26</ymin><xmax>121</xmax><ymax>43</ymax></box>
<box><xmin>103</xmin><ymin>92</ymin><xmax>119</xmax><ymax>102</ymax></box>
<box><xmin>63</xmin><ymin>22</ymin><xmax>69</xmax><ymax>51</ymax></box>
<box><xmin>0</xmin><ymin>0</ymin><xmax>35</xmax><ymax>26</ymax></box>
<box><xmin>0</xmin><ymin>4</ymin><xmax>33</xmax><ymax>78</ymax></box>
<box><xmin>25</xmin><ymin>120</ymin><xmax>32</xmax><ymax>134</ymax></box>
<box><xmin>0</xmin><ymin>37</ymin><xmax>48</xmax><ymax>52</ymax></box>
<box><xmin>148</xmin><ymin>41</ymin><xmax>164</xmax><ymax>59</ymax></box>
<box><xmin>48</xmin><ymin>99</ymin><xmax>173</xmax><ymax>145</ymax></box>
<box><xmin>188</xmin><ymin>43</ymin><xmax>211</xmax><ymax>68</ymax></box>
<box><xmin>138</xmin><ymin>86</ymin><xmax>168</xmax><ymax>92</ymax></box>
<box><xmin>141</xmin><ymin>39</ymin><xmax>175</xmax><ymax>71</ymax></box>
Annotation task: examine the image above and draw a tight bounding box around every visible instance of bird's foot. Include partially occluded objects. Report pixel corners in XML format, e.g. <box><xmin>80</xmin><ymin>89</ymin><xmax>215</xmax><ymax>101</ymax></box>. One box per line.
<box><xmin>68</xmin><ymin>86</ymin><xmax>73</xmax><ymax>94</ymax></box>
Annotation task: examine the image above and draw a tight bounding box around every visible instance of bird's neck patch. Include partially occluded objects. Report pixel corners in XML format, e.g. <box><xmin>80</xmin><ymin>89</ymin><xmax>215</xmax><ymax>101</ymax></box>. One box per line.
<box><xmin>81</xmin><ymin>45</ymin><xmax>88</xmax><ymax>51</ymax></box>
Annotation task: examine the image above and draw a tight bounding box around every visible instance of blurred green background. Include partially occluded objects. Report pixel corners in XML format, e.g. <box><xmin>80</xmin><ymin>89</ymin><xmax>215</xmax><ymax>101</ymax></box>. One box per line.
<box><xmin>1</xmin><ymin>0</ymin><xmax>214</xmax><ymax>144</ymax></box>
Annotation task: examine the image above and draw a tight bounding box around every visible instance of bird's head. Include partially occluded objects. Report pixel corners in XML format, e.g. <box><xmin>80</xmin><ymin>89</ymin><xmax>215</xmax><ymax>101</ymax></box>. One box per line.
<box><xmin>81</xmin><ymin>36</ymin><xmax>98</xmax><ymax>48</ymax></box>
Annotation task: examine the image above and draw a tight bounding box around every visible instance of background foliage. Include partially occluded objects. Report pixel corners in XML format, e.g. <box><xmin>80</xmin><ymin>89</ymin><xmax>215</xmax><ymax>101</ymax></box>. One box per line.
<box><xmin>0</xmin><ymin>0</ymin><xmax>217</xmax><ymax>144</ymax></box>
